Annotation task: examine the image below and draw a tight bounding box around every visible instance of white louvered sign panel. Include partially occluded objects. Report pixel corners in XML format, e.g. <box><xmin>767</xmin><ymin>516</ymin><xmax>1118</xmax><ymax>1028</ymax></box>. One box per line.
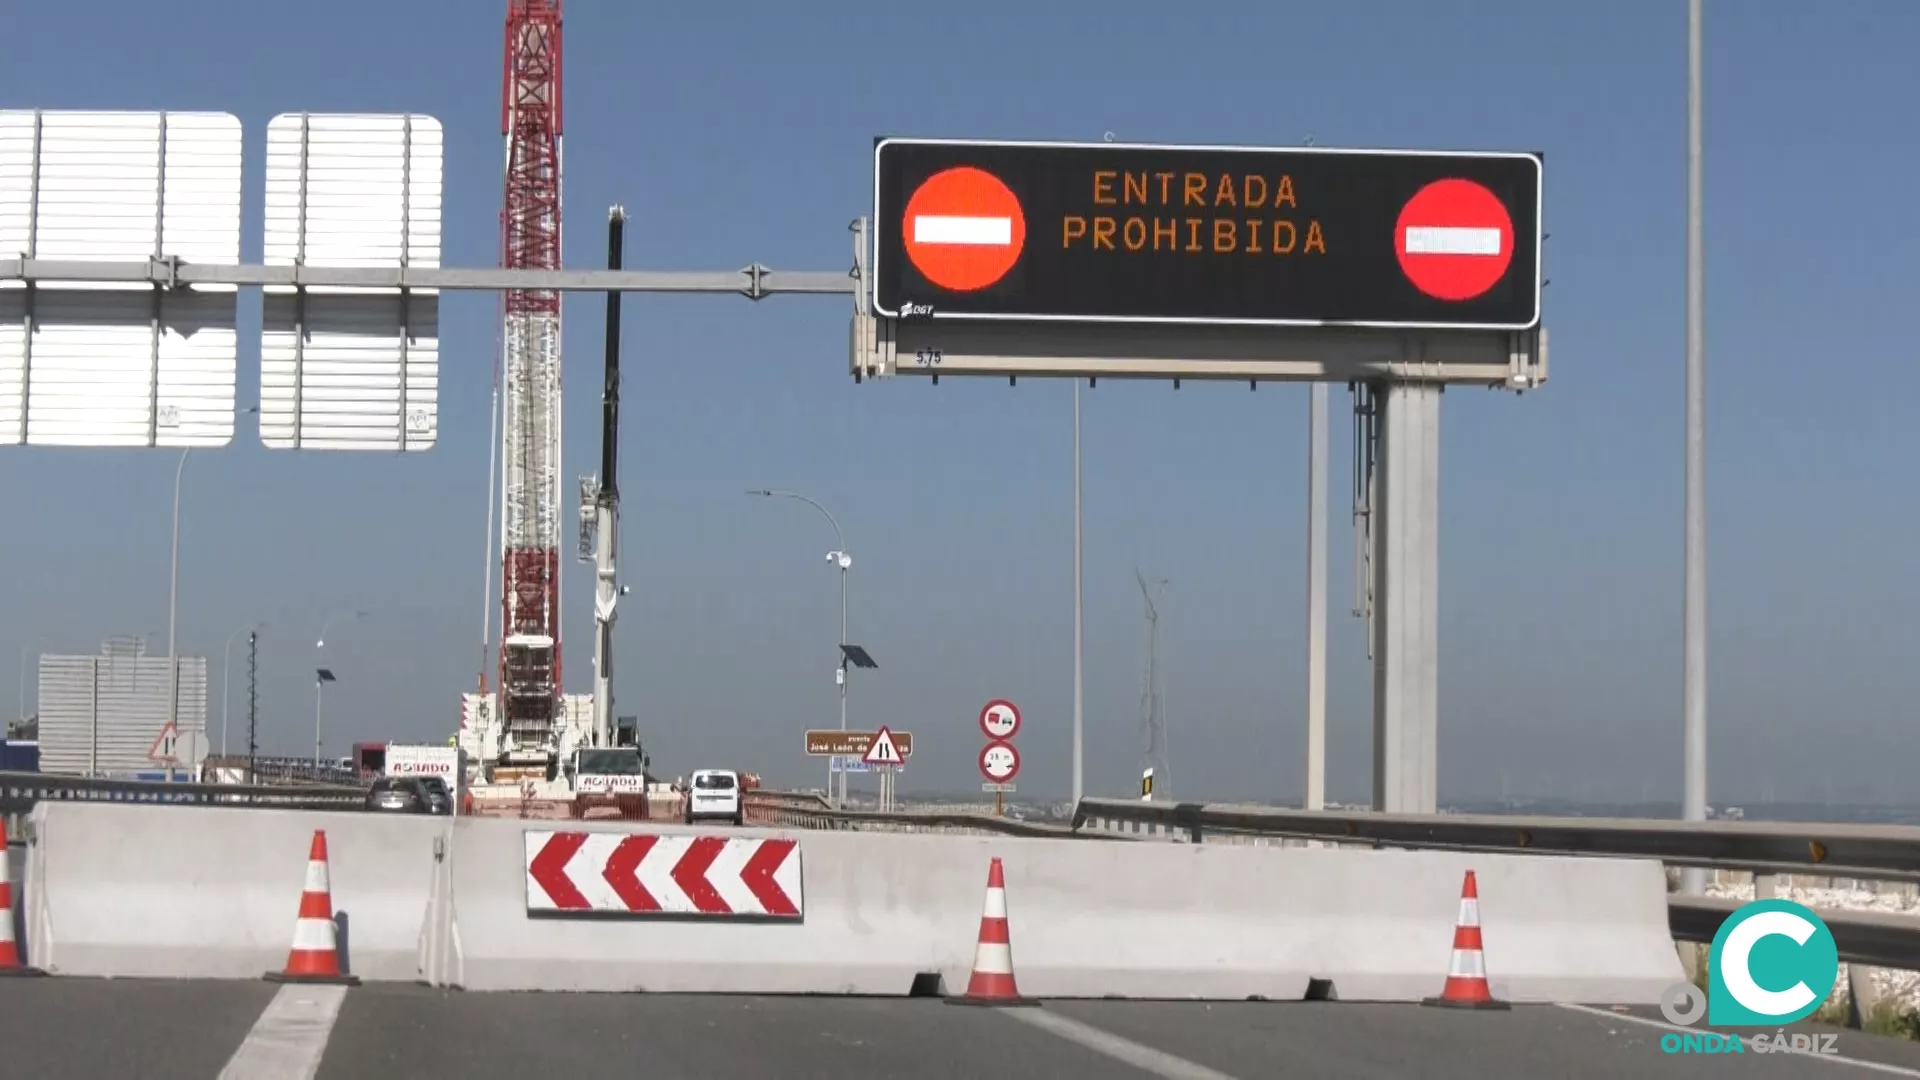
<box><xmin>260</xmin><ymin>113</ymin><xmax>442</xmax><ymax>451</ymax></box>
<box><xmin>37</xmin><ymin>651</ymin><xmax>208</xmax><ymax>777</ymax></box>
<box><xmin>0</xmin><ymin>110</ymin><xmax>242</xmax><ymax>447</ymax></box>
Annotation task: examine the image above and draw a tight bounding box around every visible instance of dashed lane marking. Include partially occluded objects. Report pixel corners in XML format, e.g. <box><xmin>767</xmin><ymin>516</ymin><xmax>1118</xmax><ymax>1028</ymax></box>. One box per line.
<box><xmin>217</xmin><ymin>983</ymin><xmax>349</xmax><ymax>1080</ymax></box>
<box><xmin>1001</xmin><ymin>1006</ymin><xmax>1242</xmax><ymax>1080</ymax></box>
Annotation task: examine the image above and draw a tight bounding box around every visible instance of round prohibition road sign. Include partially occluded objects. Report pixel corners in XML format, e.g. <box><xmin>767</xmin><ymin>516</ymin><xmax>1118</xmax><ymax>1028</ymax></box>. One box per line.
<box><xmin>979</xmin><ymin>698</ymin><xmax>1021</xmax><ymax>741</ymax></box>
<box><xmin>902</xmin><ymin>166</ymin><xmax>1026</xmax><ymax>293</ymax></box>
<box><xmin>979</xmin><ymin>740</ymin><xmax>1020</xmax><ymax>784</ymax></box>
<box><xmin>1394</xmin><ymin>178</ymin><xmax>1515</xmax><ymax>302</ymax></box>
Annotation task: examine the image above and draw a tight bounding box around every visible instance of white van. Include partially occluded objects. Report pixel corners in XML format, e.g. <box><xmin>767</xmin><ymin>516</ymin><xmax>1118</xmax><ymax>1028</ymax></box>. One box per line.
<box><xmin>684</xmin><ymin>769</ymin><xmax>744</xmax><ymax>826</ymax></box>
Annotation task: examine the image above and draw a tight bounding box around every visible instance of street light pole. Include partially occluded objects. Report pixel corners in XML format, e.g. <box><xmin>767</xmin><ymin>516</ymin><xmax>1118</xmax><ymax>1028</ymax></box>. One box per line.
<box><xmin>748</xmin><ymin>489</ymin><xmax>852</xmax><ymax>807</ymax></box>
<box><xmin>221</xmin><ymin>623</ymin><xmax>261</xmax><ymax>758</ymax></box>
<box><xmin>315</xmin><ymin>610</ymin><xmax>367</xmax><ymax>767</ymax></box>
<box><xmin>838</xmin><ymin>551</ymin><xmax>849</xmax><ymax>806</ymax></box>
<box><xmin>1680</xmin><ymin>0</ymin><xmax>1710</xmax><ymax>894</ymax></box>
<box><xmin>315</xmin><ymin>675</ymin><xmax>325</xmax><ymax>765</ymax></box>
<box><xmin>165</xmin><ymin>447</ymin><xmax>189</xmax><ymax>783</ymax></box>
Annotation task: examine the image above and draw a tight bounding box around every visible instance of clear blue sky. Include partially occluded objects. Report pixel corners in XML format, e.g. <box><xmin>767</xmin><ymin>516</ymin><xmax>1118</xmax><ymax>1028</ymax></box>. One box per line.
<box><xmin>4</xmin><ymin>1</ymin><xmax>1916</xmax><ymax>805</ymax></box>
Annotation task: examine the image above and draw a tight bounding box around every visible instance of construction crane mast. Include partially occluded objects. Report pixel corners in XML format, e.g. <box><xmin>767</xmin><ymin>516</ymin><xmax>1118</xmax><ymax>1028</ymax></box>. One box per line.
<box><xmin>497</xmin><ymin>0</ymin><xmax>565</xmax><ymax>772</ymax></box>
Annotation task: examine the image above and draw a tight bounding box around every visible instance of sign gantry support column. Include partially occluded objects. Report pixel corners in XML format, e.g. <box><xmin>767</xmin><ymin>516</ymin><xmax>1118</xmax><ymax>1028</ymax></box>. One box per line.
<box><xmin>1369</xmin><ymin>380</ymin><xmax>1443</xmax><ymax>813</ymax></box>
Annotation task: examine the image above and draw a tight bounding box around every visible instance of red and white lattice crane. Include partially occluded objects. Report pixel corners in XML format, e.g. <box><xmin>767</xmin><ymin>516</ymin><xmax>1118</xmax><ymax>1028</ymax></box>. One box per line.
<box><xmin>494</xmin><ymin>0</ymin><xmax>565</xmax><ymax>773</ymax></box>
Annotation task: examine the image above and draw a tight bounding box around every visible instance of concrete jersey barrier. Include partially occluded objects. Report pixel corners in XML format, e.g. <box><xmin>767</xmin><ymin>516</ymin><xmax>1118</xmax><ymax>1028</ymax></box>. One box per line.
<box><xmin>25</xmin><ymin>801</ymin><xmax>443</xmax><ymax>981</ymax></box>
<box><xmin>26</xmin><ymin>802</ymin><xmax>1684</xmax><ymax>1002</ymax></box>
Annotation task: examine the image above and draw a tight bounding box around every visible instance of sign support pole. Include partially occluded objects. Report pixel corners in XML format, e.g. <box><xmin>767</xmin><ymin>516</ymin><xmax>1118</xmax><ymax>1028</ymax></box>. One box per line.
<box><xmin>1306</xmin><ymin>382</ymin><xmax>1328</xmax><ymax>811</ymax></box>
<box><xmin>1072</xmin><ymin>379</ymin><xmax>1085</xmax><ymax>805</ymax></box>
<box><xmin>1369</xmin><ymin>382</ymin><xmax>1441</xmax><ymax>814</ymax></box>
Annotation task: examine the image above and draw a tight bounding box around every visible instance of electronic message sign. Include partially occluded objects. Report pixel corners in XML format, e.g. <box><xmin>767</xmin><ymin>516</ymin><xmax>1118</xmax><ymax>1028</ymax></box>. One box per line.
<box><xmin>872</xmin><ymin>137</ymin><xmax>1543</xmax><ymax>331</ymax></box>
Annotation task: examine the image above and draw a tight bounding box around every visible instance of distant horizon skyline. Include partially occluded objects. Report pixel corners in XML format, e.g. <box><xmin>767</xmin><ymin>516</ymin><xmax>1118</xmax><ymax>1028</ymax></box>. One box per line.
<box><xmin>5</xmin><ymin>594</ymin><xmax>1913</xmax><ymax>807</ymax></box>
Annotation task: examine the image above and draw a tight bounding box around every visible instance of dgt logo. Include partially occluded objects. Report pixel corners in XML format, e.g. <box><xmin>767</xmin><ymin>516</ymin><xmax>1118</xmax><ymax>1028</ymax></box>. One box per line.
<box><xmin>1658</xmin><ymin>899</ymin><xmax>1842</xmax><ymax>1056</ymax></box>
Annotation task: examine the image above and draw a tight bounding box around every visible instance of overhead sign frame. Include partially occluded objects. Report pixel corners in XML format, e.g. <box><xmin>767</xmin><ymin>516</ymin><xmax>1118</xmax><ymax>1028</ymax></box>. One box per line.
<box><xmin>872</xmin><ymin>136</ymin><xmax>1543</xmax><ymax>332</ymax></box>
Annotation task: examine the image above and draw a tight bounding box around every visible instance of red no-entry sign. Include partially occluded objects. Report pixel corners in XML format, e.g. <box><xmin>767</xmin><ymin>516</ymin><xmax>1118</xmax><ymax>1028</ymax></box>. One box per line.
<box><xmin>902</xmin><ymin>166</ymin><xmax>1027</xmax><ymax>293</ymax></box>
<box><xmin>1394</xmin><ymin>178</ymin><xmax>1515</xmax><ymax>303</ymax></box>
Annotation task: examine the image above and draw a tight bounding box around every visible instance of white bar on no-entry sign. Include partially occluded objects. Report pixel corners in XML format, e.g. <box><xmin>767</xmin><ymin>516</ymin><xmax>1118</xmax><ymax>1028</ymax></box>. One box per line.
<box><xmin>1403</xmin><ymin>226</ymin><xmax>1503</xmax><ymax>257</ymax></box>
<box><xmin>913</xmin><ymin>215</ymin><xmax>1013</xmax><ymax>246</ymax></box>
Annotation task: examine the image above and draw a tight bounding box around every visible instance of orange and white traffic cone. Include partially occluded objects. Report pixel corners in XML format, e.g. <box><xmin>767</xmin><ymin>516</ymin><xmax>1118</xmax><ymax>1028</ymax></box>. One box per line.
<box><xmin>946</xmin><ymin>857</ymin><xmax>1038</xmax><ymax>1007</ymax></box>
<box><xmin>1422</xmin><ymin>869</ymin><xmax>1509</xmax><ymax>1009</ymax></box>
<box><xmin>263</xmin><ymin>829</ymin><xmax>360</xmax><ymax>986</ymax></box>
<box><xmin>0</xmin><ymin>818</ymin><xmax>44</xmax><ymax>977</ymax></box>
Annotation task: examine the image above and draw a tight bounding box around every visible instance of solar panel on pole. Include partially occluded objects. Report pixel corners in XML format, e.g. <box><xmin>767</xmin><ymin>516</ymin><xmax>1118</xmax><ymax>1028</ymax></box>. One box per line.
<box><xmin>0</xmin><ymin>110</ymin><xmax>242</xmax><ymax>447</ymax></box>
<box><xmin>259</xmin><ymin>113</ymin><xmax>443</xmax><ymax>451</ymax></box>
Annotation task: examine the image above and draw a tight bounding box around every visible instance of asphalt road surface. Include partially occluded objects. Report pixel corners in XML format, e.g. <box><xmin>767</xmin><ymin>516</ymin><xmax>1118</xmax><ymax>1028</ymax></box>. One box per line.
<box><xmin>5</xmin><ymin>979</ymin><xmax>1920</xmax><ymax>1079</ymax></box>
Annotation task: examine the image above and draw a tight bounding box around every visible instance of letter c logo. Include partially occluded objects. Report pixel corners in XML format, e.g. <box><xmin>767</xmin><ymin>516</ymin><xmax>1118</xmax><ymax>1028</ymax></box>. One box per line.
<box><xmin>1707</xmin><ymin>899</ymin><xmax>1839</xmax><ymax>1026</ymax></box>
<box><xmin>1719</xmin><ymin>910</ymin><xmax>1817</xmax><ymax>1016</ymax></box>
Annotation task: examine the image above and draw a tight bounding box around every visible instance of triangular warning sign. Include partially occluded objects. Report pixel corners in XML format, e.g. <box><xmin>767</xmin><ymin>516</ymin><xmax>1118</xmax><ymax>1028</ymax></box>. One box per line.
<box><xmin>862</xmin><ymin>726</ymin><xmax>903</xmax><ymax>766</ymax></box>
<box><xmin>149</xmin><ymin>720</ymin><xmax>180</xmax><ymax>763</ymax></box>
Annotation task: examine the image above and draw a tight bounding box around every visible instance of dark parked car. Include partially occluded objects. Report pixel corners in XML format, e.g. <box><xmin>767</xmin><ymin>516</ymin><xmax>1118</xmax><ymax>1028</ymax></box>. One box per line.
<box><xmin>365</xmin><ymin>776</ymin><xmax>431</xmax><ymax>813</ymax></box>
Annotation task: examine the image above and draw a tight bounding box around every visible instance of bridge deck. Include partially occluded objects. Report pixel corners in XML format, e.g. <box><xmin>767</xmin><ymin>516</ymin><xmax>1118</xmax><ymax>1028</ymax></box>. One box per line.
<box><xmin>5</xmin><ymin>979</ymin><xmax>1918</xmax><ymax>1079</ymax></box>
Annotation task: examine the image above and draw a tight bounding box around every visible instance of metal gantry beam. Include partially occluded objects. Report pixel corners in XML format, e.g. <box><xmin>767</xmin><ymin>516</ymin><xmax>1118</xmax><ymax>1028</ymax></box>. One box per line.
<box><xmin>0</xmin><ymin>258</ymin><xmax>858</xmax><ymax>297</ymax></box>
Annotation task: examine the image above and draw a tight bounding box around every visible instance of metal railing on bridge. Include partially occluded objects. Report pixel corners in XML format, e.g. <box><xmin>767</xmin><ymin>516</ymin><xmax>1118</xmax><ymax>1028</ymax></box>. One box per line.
<box><xmin>201</xmin><ymin>755</ymin><xmax>366</xmax><ymax>787</ymax></box>
<box><xmin>0</xmin><ymin>769</ymin><xmax>366</xmax><ymax>816</ymax></box>
<box><xmin>1067</xmin><ymin>797</ymin><xmax>1920</xmax><ymax>882</ymax></box>
<box><xmin>742</xmin><ymin>790</ymin><xmax>1106</xmax><ymax>840</ymax></box>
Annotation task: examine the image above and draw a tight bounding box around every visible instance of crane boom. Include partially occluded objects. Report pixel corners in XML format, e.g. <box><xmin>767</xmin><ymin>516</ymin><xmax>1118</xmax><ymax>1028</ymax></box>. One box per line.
<box><xmin>497</xmin><ymin>0</ymin><xmax>565</xmax><ymax>770</ymax></box>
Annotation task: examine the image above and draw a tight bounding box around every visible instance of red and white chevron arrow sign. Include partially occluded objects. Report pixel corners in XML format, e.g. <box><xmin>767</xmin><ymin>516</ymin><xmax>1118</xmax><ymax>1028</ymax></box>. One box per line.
<box><xmin>523</xmin><ymin>831</ymin><xmax>803</xmax><ymax>917</ymax></box>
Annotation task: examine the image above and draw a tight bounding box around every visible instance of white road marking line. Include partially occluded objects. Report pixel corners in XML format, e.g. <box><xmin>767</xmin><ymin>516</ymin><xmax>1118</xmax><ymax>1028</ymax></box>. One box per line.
<box><xmin>912</xmin><ymin>215</ymin><xmax>1012</xmax><ymax>245</ymax></box>
<box><xmin>217</xmin><ymin>983</ymin><xmax>349</xmax><ymax>1080</ymax></box>
<box><xmin>1557</xmin><ymin>1003</ymin><xmax>1920</xmax><ymax>1076</ymax></box>
<box><xmin>1002</xmin><ymin>1007</ymin><xmax>1241</xmax><ymax>1080</ymax></box>
<box><xmin>1403</xmin><ymin>225</ymin><xmax>1503</xmax><ymax>256</ymax></box>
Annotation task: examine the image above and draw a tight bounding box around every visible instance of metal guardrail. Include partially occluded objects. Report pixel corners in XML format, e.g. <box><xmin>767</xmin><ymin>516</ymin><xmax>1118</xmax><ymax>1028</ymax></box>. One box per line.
<box><xmin>1069</xmin><ymin>797</ymin><xmax>1920</xmax><ymax>882</ymax></box>
<box><xmin>741</xmin><ymin>795</ymin><xmax>1121</xmax><ymax>837</ymax></box>
<box><xmin>201</xmin><ymin>755</ymin><xmax>365</xmax><ymax>787</ymax></box>
<box><xmin>1669</xmin><ymin>896</ymin><xmax>1920</xmax><ymax>972</ymax></box>
<box><xmin>0</xmin><ymin>770</ymin><xmax>366</xmax><ymax>814</ymax></box>
<box><xmin>742</xmin><ymin>791</ymin><xmax>1089</xmax><ymax>838</ymax></box>
<box><xmin>1067</xmin><ymin>798</ymin><xmax>1920</xmax><ymax>974</ymax></box>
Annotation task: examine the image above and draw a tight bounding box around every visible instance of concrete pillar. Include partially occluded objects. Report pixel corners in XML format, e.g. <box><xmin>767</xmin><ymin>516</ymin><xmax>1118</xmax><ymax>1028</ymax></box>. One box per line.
<box><xmin>1848</xmin><ymin>964</ymin><xmax>1883</xmax><ymax>1029</ymax></box>
<box><xmin>1371</xmin><ymin>382</ymin><xmax>1442</xmax><ymax>813</ymax></box>
<box><xmin>1677</xmin><ymin>942</ymin><xmax>1704</xmax><ymax>983</ymax></box>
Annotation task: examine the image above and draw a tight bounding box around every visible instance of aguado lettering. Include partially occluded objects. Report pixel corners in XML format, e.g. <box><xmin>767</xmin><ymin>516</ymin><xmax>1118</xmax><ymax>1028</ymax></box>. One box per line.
<box><xmin>1062</xmin><ymin>169</ymin><xmax>1327</xmax><ymax>257</ymax></box>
